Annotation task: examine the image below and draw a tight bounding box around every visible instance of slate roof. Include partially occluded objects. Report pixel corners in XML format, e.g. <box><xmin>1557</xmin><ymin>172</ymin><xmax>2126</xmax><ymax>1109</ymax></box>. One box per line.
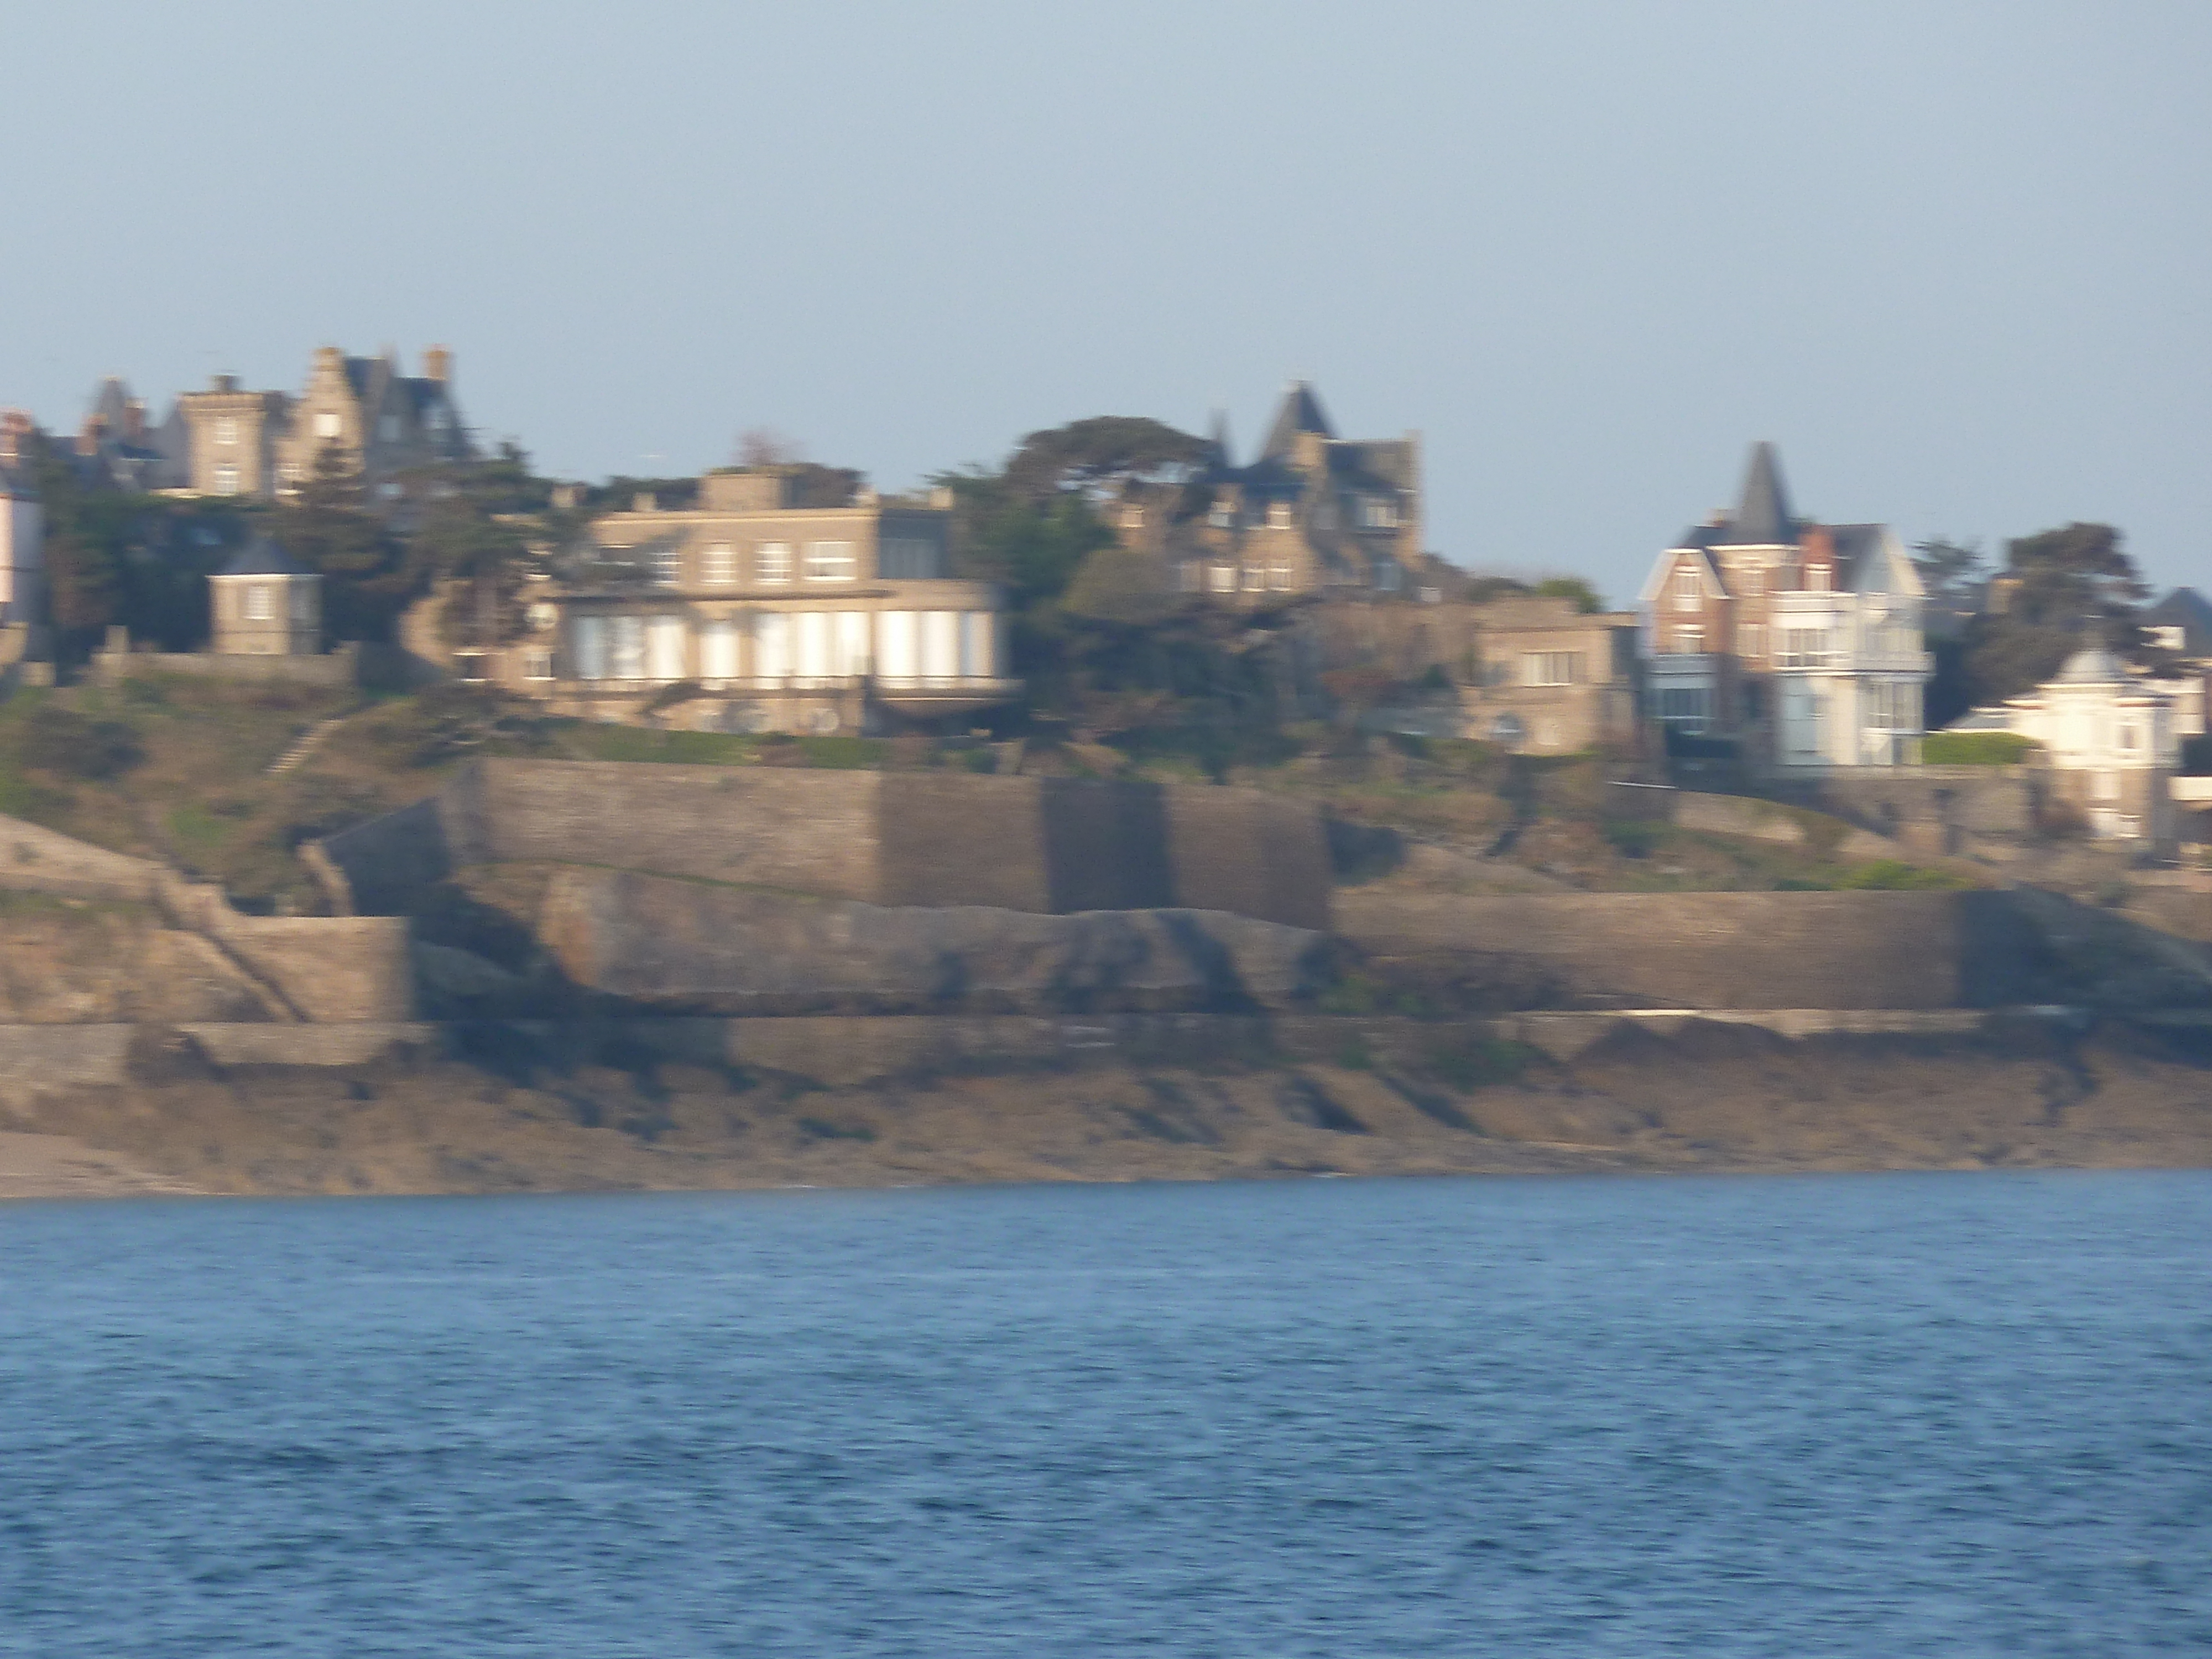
<box><xmin>1259</xmin><ymin>381</ymin><xmax>1335</xmax><ymax>458</ymax></box>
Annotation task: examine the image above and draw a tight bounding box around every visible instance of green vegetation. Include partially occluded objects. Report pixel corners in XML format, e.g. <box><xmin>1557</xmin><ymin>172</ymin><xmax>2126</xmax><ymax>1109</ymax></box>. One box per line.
<box><xmin>1924</xmin><ymin>731</ymin><xmax>2038</xmax><ymax>766</ymax></box>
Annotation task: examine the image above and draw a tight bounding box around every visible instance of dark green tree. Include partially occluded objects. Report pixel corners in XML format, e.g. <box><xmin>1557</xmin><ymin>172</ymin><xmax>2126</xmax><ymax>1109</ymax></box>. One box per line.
<box><xmin>403</xmin><ymin>453</ymin><xmax>545</xmax><ymax>653</ymax></box>
<box><xmin>276</xmin><ymin>446</ymin><xmax>405</xmax><ymax>641</ymax></box>
<box><xmin>1912</xmin><ymin>536</ymin><xmax>1987</xmax><ymax>606</ymax></box>
<box><xmin>1002</xmin><ymin>416</ymin><xmax>1211</xmax><ymax>503</ymax></box>
<box><xmin>1961</xmin><ymin>522</ymin><xmax>2147</xmax><ymax>705</ymax></box>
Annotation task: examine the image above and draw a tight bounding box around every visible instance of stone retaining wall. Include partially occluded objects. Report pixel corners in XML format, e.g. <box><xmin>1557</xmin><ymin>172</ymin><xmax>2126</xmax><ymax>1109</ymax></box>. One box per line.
<box><xmin>0</xmin><ymin>813</ymin><xmax>162</xmax><ymax>902</ymax></box>
<box><xmin>317</xmin><ymin>760</ymin><xmax>1334</xmax><ymax>929</ymax></box>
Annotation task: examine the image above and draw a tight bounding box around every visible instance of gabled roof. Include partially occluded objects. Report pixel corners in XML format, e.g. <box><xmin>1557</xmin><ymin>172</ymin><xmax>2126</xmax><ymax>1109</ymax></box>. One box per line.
<box><xmin>217</xmin><ymin>535</ymin><xmax>309</xmax><ymax>577</ymax></box>
<box><xmin>1259</xmin><ymin>381</ymin><xmax>1335</xmax><ymax>458</ymax></box>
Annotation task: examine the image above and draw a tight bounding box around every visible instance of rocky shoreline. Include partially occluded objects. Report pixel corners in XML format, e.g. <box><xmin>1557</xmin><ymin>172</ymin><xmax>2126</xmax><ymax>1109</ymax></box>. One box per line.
<box><xmin>4</xmin><ymin>1018</ymin><xmax>2209</xmax><ymax>1200</ymax></box>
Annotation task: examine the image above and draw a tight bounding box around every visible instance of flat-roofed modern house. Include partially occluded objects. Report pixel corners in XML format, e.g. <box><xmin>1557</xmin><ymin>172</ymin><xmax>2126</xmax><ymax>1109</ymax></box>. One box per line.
<box><xmin>1639</xmin><ymin>443</ymin><xmax>1931</xmax><ymax>768</ymax></box>
<box><xmin>415</xmin><ymin>466</ymin><xmax>1018</xmax><ymax>735</ymax></box>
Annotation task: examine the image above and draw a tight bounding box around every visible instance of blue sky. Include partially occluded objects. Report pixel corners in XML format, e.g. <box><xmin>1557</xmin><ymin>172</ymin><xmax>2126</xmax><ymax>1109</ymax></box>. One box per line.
<box><xmin>3</xmin><ymin>1</ymin><xmax>2205</xmax><ymax>605</ymax></box>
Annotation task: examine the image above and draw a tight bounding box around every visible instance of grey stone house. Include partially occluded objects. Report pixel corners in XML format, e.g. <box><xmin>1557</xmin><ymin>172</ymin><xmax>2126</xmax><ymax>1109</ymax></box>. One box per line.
<box><xmin>1107</xmin><ymin>382</ymin><xmax>1426</xmax><ymax>600</ymax></box>
<box><xmin>173</xmin><ymin>345</ymin><xmax>471</xmax><ymax>500</ymax></box>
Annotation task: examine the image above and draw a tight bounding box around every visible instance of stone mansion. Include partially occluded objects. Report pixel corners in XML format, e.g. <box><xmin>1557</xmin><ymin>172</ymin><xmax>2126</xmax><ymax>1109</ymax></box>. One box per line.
<box><xmin>412</xmin><ymin>466</ymin><xmax>1018</xmax><ymax>736</ymax></box>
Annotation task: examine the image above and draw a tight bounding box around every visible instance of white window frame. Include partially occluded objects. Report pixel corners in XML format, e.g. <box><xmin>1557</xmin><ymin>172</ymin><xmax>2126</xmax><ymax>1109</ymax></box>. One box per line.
<box><xmin>1208</xmin><ymin>565</ymin><xmax>1237</xmax><ymax>594</ymax></box>
<box><xmin>1267</xmin><ymin>564</ymin><xmax>1294</xmax><ymax>592</ymax></box>
<box><xmin>804</xmin><ymin>541</ymin><xmax>855</xmax><ymax>582</ymax></box>
<box><xmin>214</xmin><ymin>417</ymin><xmax>238</xmax><ymax>446</ymax></box>
<box><xmin>523</xmin><ymin>649</ymin><xmax>554</xmax><ymax>681</ymax></box>
<box><xmin>756</xmin><ymin>543</ymin><xmax>793</xmax><ymax>584</ymax></box>
<box><xmin>702</xmin><ymin>544</ymin><xmax>738</xmax><ymax>586</ymax></box>
<box><xmin>1673</xmin><ymin>566</ymin><xmax>1702</xmax><ymax>611</ymax></box>
<box><xmin>653</xmin><ymin>547</ymin><xmax>684</xmax><ymax>587</ymax></box>
<box><xmin>243</xmin><ymin>583</ymin><xmax>274</xmax><ymax>622</ymax></box>
<box><xmin>1266</xmin><ymin>501</ymin><xmax>1293</xmax><ymax>530</ymax></box>
<box><xmin>1674</xmin><ymin>625</ymin><xmax>1704</xmax><ymax>654</ymax></box>
<box><xmin>1522</xmin><ymin>651</ymin><xmax>1581</xmax><ymax>687</ymax></box>
<box><xmin>212</xmin><ymin>463</ymin><xmax>241</xmax><ymax>495</ymax></box>
<box><xmin>314</xmin><ymin>410</ymin><xmax>342</xmax><ymax>441</ymax></box>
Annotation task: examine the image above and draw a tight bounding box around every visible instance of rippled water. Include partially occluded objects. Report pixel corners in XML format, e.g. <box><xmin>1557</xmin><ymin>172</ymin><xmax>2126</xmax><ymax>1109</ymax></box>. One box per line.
<box><xmin>2</xmin><ymin>1172</ymin><xmax>2208</xmax><ymax>1656</ymax></box>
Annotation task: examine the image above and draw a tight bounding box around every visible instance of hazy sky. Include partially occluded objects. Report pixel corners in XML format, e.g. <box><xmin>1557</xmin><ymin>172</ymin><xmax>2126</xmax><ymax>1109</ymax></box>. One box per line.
<box><xmin>5</xmin><ymin>2</ymin><xmax>2206</xmax><ymax>606</ymax></box>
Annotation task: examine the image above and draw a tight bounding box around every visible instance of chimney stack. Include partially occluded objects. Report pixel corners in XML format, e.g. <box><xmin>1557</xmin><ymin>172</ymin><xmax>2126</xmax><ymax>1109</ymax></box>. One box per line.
<box><xmin>212</xmin><ymin>373</ymin><xmax>238</xmax><ymax>392</ymax></box>
<box><xmin>422</xmin><ymin>345</ymin><xmax>452</xmax><ymax>383</ymax></box>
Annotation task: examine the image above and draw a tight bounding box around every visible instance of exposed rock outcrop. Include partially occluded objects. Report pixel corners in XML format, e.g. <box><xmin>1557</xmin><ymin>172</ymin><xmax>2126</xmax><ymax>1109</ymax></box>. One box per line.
<box><xmin>534</xmin><ymin>869</ymin><xmax>1337</xmax><ymax>1016</ymax></box>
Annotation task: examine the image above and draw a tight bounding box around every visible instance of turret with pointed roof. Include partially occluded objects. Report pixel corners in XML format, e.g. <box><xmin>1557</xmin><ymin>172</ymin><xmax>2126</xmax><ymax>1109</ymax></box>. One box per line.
<box><xmin>1728</xmin><ymin>440</ymin><xmax>1796</xmax><ymax>546</ymax></box>
<box><xmin>1259</xmin><ymin>380</ymin><xmax>1335</xmax><ymax>460</ymax></box>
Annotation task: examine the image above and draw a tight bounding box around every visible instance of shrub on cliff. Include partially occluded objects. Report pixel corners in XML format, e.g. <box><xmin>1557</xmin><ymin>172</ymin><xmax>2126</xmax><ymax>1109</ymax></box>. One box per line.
<box><xmin>15</xmin><ymin>705</ymin><xmax>142</xmax><ymax>781</ymax></box>
<box><xmin>1924</xmin><ymin>731</ymin><xmax>2038</xmax><ymax>766</ymax></box>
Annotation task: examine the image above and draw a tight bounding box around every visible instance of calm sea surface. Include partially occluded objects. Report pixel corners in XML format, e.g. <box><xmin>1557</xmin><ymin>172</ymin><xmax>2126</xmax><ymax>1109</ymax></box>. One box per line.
<box><xmin>1</xmin><ymin>1172</ymin><xmax>2208</xmax><ymax>1657</ymax></box>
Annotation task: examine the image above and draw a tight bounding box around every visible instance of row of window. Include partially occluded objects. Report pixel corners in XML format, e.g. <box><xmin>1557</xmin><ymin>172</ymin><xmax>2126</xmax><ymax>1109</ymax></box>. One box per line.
<box><xmin>1128</xmin><ymin>496</ymin><xmax>1401</xmax><ymax>534</ymax></box>
<box><xmin>1178</xmin><ymin>562</ymin><xmax>1299</xmax><ymax>594</ymax></box>
<box><xmin>564</xmin><ymin>609</ymin><xmax>998</xmax><ymax>684</ymax></box>
<box><xmin>1671</xmin><ymin>563</ymin><xmax>1834</xmax><ymax>609</ymax></box>
<box><xmin>620</xmin><ymin>539</ymin><xmax>946</xmax><ymax>588</ymax></box>
<box><xmin>212</xmin><ymin>410</ymin><xmax>441</xmax><ymax>449</ymax></box>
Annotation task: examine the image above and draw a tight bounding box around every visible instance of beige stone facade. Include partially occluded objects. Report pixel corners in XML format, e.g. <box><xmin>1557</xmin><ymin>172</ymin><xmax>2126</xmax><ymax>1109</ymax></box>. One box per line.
<box><xmin>208</xmin><ymin>538</ymin><xmax>321</xmax><ymax>656</ymax></box>
<box><xmin>174</xmin><ymin>345</ymin><xmax>468</xmax><ymax>499</ymax></box>
<box><xmin>414</xmin><ymin>467</ymin><xmax>1018</xmax><ymax>735</ymax></box>
<box><xmin>1109</xmin><ymin>382</ymin><xmax>1424</xmax><ymax>601</ymax></box>
<box><xmin>1344</xmin><ymin>596</ymin><xmax>1641</xmax><ymax>753</ymax></box>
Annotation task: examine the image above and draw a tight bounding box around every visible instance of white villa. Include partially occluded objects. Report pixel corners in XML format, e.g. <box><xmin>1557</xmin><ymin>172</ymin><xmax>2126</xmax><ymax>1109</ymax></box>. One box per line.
<box><xmin>1947</xmin><ymin>645</ymin><xmax>2181</xmax><ymax>847</ymax></box>
<box><xmin>1639</xmin><ymin>444</ymin><xmax>1932</xmax><ymax>768</ymax></box>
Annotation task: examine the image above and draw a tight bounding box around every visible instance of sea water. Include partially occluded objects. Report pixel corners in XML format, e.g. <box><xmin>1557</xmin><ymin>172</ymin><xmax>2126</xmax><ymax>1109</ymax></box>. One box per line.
<box><xmin>1</xmin><ymin>1172</ymin><xmax>2207</xmax><ymax>1656</ymax></box>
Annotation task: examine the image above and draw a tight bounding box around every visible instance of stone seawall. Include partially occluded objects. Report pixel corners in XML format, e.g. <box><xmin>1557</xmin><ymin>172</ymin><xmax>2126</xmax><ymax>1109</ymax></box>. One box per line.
<box><xmin>1336</xmin><ymin>888</ymin><xmax>2212</xmax><ymax>1011</ymax></box>
<box><xmin>1340</xmin><ymin>890</ymin><xmax>1969</xmax><ymax>1009</ymax></box>
<box><xmin>317</xmin><ymin>760</ymin><xmax>1335</xmax><ymax>929</ymax></box>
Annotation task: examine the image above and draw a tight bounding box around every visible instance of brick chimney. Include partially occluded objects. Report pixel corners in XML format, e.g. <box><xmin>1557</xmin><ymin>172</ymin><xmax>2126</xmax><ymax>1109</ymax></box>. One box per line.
<box><xmin>421</xmin><ymin>345</ymin><xmax>452</xmax><ymax>383</ymax></box>
<box><xmin>1</xmin><ymin>409</ymin><xmax>32</xmax><ymax>467</ymax></box>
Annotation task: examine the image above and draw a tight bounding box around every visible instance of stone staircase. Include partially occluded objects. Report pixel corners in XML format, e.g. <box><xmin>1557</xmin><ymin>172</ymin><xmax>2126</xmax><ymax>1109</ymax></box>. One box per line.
<box><xmin>265</xmin><ymin>712</ymin><xmax>353</xmax><ymax>776</ymax></box>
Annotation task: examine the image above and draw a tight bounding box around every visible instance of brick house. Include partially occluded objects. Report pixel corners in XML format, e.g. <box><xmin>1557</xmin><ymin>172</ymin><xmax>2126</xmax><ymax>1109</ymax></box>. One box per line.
<box><xmin>1639</xmin><ymin>443</ymin><xmax>1931</xmax><ymax>768</ymax></box>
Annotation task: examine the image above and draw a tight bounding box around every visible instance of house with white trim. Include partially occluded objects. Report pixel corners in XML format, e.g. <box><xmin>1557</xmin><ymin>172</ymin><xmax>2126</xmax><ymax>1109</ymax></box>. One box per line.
<box><xmin>1639</xmin><ymin>443</ymin><xmax>1931</xmax><ymax>768</ymax></box>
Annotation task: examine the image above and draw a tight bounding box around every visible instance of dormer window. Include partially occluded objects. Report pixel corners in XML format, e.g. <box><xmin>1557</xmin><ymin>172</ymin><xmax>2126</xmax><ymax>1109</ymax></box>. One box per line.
<box><xmin>1359</xmin><ymin>496</ymin><xmax>1398</xmax><ymax>530</ymax></box>
<box><xmin>1673</xmin><ymin>566</ymin><xmax>1701</xmax><ymax>610</ymax></box>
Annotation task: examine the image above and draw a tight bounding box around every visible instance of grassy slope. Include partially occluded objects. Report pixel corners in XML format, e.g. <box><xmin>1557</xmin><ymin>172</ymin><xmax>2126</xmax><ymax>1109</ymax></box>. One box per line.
<box><xmin>0</xmin><ymin>680</ymin><xmax>1967</xmax><ymax>911</ymax></box>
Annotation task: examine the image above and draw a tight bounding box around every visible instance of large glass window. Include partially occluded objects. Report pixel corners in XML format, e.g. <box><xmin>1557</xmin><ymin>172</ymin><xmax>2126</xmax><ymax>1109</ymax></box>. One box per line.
<box><xmin>805</xmin><ymin>541</ymin><xmax>855</xmax><ymax>582</ymax></box>
<box><xmin>609</xmin><ymin>615</ymin><xmax>646</xmax><ymax>680</ymax></box>
<box><xmin>571</xmin><ymin>615</ymin><xmax>607</xmax><ymax>680</ymax></box>
<box><xmin>700</xmin><ymin>619</ymin><xmax>740</xmax><ymax>680</ymax></box>
<box><xmin>647</xmin><ymin>615</ymin><xmax>686</xmax><ymax>680</ymax></box>
<box><xmin>1522</xmin><ymin>652</ymin><xmax>1582</xmax><ymax>687</ymax></box>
